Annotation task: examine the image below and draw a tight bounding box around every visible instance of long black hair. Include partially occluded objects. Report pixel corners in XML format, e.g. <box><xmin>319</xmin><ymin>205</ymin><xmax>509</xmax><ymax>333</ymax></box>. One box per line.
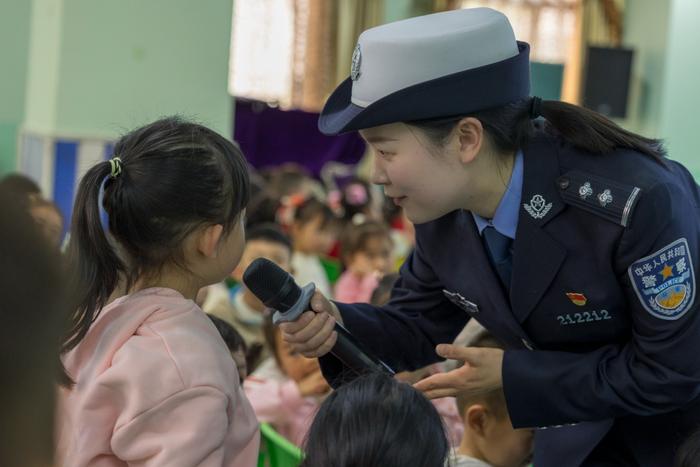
<box><xmin>301</xmin><ymin>372</ymin><xmax>450</xmax><ymax>467</ymax></box>
<box><xmin>410</xmin><ymin>97</ymin><xmax>665</xmax><ymax>161</ymax></box>
<box><xmin>62</xmin><ymin>117</ymin><xmax>250</xmax><ymax>354</ymax></box>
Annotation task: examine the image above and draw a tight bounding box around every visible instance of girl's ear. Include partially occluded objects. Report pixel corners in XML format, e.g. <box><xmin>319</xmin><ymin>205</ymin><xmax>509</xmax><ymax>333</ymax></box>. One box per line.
<box><xmin>196</xmin><ymin>224</ymin><xmax>224</xmax><ymax>258</ymax></box>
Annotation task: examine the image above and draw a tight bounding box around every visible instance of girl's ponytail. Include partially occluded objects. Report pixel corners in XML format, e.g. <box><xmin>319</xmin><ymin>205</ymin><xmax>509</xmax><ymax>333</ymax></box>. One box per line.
<box><xmin>63</xmin><ymin>161</ymin><xmax>125</xmax><ymax>353</ymax></box>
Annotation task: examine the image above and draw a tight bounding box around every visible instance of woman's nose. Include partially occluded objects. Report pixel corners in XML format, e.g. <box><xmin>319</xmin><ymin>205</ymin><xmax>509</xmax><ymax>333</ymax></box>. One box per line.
<box><xmin>370</xmin><ymin>157</ymin><xmax>389</xmax><ymax>185</ymax></box>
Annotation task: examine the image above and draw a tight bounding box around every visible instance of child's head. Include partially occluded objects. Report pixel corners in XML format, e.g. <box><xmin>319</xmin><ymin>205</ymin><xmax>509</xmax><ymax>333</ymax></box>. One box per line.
<box><xmin>263</xmin><ymin>163</ymin><xmax>315</xmax><ymax>199</ymax></box>
<box><xmin>233</xmin><ymin>223</ymin><xmax>292</xmax><ymax>280</ymax></box>
<box><xmin>64</xmin><ymin>117</ymin><xmax>250</xmax><ymax>352</ymax></box>
<box><xmin>0</xmin><ymin>173</ymin><xmax>41</xmax><ymax>199</ymax></box>
<box><xmin>0</xmin><ymin>189</ymin><xmax>69</xmax><ymax>467</ymax></box>
<box><xmin>207</xmin><ymin>314</ymin><xmax>248</xmax><ymax>383</ymax></box>
<box><xmin>232</xmin><ymin>223</ymin><xmax>292</xmax><ymax>310</ymax></box>
<box><xmin>289</xmin><ymin>198</ymin><xmax>337</xmax><ymax>255</ymax></box>
<box><xmin>301</xmin><ymin>372</ymin><xmax>450</xmax><ymax>467</ymax></box>
<box><xmin>340</xmin><ymin>221</ymin><xmax>394</xmax><ymax>276</ymax></box>
<box><xmin>340</xmin><ymin>178</ymin><xmax>373</xmax><ymax>223</ymax></box>
<box><xmin>263</xmin><ymin>314</ymin><xmax>321</xmax><ymax>383</ymax></box>
<box><xmin>29</xmin><ymin>197</ymin><xmax>64</xmax><ymax>247</ymax></box>
<box><xmin>456</xmin><ymin>334</ymin><xmax>533</xmax><ymax>467</ymax></box>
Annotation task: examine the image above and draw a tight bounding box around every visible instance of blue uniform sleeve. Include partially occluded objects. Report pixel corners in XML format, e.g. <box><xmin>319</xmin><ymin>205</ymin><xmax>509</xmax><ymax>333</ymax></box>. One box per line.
<box><xmin>319</xmin><ymin>233</ymin><xmax>468</xmax><ymax>385</ymax></box>
<box><xmin>503</xmin><ymin>181</ymin><xmax>700</xmax><ymax>428</ymax></box>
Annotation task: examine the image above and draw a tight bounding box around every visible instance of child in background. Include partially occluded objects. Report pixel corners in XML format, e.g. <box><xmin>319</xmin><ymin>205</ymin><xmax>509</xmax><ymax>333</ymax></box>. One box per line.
<box><xmin>0</xmin><ymin>172</ymin><xmax>41</xmax><ymax>201</ymax></box>
<box><xmin>339</xmin><ymin>177</ymin><xmax>378</xmax><ymax>224</ymax></box>
<box><xmin>0</xmin><ymin>189</ymin><xmax>70</xmax><ymax>467</ymax></box>
<box><xmin>288</xmin><ymin>197</ymin><xmax>337</xmax><ymax>297</ymax></box>
<box><xmin>244</xmin><ymin>315</ymin><xmax>330</xmax><ymax>446</ymax></box>
<box><xmin>382</xmin><ymin>194</ymin><xmax>415</xmax><ymax>266</ymax></box>
<box><xmin>204</xmin><ymin>223</ymin><xmax>293</xmax><ymax>372</ymax></box>
<box><xmin>451</xmin><ymin>333</ymin><xmax>534</xmax><ymax>467</ymax></box>
<box><xmin>371</xmin><ymin>274</ymin><xmax>464</xmax><ymax>446</ymax></box>
<box><xmin>208</xmin><ymin>314</ymin><xmax>248</xmax><ymax>384</ymax></box>
<box><xmin>29</xmin><ymin>197</ymin><xmax>64</xmax><ymax>248</ymax></box>
<box><xmin>335</xmin><ymin>220</ymin><xmax>394</xmax><ymax>303</ymax></box>
<box><xmin>56</xmin><ymin>118</ymin><xmax>259</xmax><ymax>466</ymax></box>
<box><xmin>301</xmin><ymin>372</ymin><xmax>450</xmax><ymax>467</ymax></box>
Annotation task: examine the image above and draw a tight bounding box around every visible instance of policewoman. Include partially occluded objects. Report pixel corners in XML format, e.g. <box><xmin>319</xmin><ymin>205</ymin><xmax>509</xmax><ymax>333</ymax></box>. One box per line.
<box><xmin>280</xmin><ymin>8</ymin><xmax>700</xmax><ymax>466</ymax></box>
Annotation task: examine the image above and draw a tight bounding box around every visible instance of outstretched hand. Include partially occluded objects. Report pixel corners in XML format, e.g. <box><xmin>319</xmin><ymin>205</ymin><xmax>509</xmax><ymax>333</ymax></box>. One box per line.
<box><xmin>413</xmin><ymin>344</ymin><xmax>504</xmax><ymax>400</ymax></box>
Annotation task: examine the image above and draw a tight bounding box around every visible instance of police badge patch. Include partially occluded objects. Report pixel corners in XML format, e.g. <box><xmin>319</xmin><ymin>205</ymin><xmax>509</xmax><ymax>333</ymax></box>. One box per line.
<box><xmin>628</xmin><ymin>238</ymin><xmax>696</xmax><ymax>320</ymax></box>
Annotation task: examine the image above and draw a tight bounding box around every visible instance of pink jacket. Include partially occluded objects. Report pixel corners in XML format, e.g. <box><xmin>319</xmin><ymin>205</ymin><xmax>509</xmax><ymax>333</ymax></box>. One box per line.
<box><xmin>432</xmin><ymin>395</ymin><xmax>464</xmax><ymax>447</ymax></box>
<box><xmin>243</xmin><ymin>358</ymin><xmax>321</xmax><ymax>446</ymax></box>
<box><xmin>56</xmin><ymin>288</ymin><xmax>260</xmax><ymax>467</ymax></box>
<box><xmin>334</xmin><ymin>271</ymin><xmax>379</xmax><ymax>304</ymax></box>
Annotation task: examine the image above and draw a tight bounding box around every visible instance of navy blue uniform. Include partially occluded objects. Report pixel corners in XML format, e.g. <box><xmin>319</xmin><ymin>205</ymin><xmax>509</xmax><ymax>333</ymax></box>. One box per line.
<box><xmin>320</xmin><ymin>131</ymin><xmax>700</xmax><ymax>466</ymax></box>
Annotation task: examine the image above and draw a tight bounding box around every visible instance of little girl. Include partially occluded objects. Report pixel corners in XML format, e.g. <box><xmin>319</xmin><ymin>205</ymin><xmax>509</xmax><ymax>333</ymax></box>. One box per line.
<box><xmin>244</xmin><ymin>315</ymin><xmax>330</xmax><ymax>446</ymax></box>
<box><xmin>287</xmin><ymin>197</ymin><xmax>337</xmax><ymax>297</ymax></box>
<box><xmin>334</xmin><ymin>220</ymin><xmax>394</xmax><ymax>303</ymax></box>
<box><xmin>56</xmin><ymin>118</ymin><xmax>259</xmax><ymax>466</ymax></box>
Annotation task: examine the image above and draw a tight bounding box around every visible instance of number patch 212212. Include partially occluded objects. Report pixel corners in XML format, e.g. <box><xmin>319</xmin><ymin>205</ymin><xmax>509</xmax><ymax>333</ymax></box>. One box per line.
<box><xmin>557</xmin><ymin>310</ymin><xmax>611</xmax><ymax>326</ymax></box>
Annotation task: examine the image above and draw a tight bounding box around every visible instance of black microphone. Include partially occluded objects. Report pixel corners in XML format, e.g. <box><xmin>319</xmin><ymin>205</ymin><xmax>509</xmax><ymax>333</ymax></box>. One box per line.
<box><xmin>242</xmin><ymin>257</ymin><xmax>395</xmax><ymax>376</ymax></box>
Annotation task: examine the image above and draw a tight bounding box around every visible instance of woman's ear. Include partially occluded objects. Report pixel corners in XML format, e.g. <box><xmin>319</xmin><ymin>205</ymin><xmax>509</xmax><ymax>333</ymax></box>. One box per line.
<box><xmin>466</xmin><ymin>404</ymin><xmax>488</xmax><ymax>437</ymax></box>
<box><xmin>454</xmin><ymin>117</ymin><xmax>484</xmax><ymax>165</ymax></box>
<box><xmin>197</xmin><ymin>224</ymin><xmax>224</xmax><ymax>258</ymax></box>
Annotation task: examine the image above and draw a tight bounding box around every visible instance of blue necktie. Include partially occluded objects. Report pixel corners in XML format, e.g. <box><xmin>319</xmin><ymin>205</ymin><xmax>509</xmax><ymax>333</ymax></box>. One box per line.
<box><xmin>482</xmin><ymin>226</ymin><xmax>513</xmax><ymax>290</ymax></box>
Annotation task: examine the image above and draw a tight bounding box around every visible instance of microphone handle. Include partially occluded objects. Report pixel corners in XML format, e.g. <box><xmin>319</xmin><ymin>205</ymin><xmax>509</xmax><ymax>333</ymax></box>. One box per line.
<box><xmin>269</xmin><ymin>282</ymin><xmax>395</xmax><ymax>376</ymax></box>
<box><xmin>331</xmin><ymin>321</ymin><xmax>395</xmax><ymax>376</ymax></box>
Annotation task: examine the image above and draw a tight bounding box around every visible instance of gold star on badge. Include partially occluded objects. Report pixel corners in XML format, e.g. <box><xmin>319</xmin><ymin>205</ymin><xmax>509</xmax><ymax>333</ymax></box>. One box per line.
<box><xmin>661</xmin><ymin>264</ymin><xmax>674</xmax><ymax>280</ymax></box>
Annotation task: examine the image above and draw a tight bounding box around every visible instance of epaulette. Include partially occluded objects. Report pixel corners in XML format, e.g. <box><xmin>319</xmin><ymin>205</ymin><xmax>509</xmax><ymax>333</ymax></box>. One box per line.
<box><xmin>556</xmin><ymin>170</ymin><xmax>642</xmax><ymax>227</ymax></box>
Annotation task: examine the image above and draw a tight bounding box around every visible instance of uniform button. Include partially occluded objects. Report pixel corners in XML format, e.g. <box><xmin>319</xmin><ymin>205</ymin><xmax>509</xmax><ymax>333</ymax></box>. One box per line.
<box><xmin>557</xmin><ymin>177</ymin><xmax>570</xmax><ymax>190</ymax></box>
<box><xmin>521</xmin><ymin>338</ymin><xmax>534</xmax><ymax>350</ymax></box>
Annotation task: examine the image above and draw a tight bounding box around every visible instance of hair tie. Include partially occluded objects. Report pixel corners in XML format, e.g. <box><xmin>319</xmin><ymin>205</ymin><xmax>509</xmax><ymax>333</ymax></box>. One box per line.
<box><xmin>276</xmin><ymin>193</ymin><xmax>308</xmax><ymax>227</ymax></box>
<box><xmin>344</xmin><ymin>183</ymin><xmax>369</xmax><ymax>206</ymax></box>
<box><xmin>109</xmin><ymin>157</ymin><xmax>123</xmax><ymax>178</ymax></box>
<box><xmin>529</xmin><ymin>96</ymin><xmax>542</xmax><ymax>119</ymax></box>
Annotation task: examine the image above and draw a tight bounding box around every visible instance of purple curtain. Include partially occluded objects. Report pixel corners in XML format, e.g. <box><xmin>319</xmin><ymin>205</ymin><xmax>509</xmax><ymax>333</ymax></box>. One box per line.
<box><xmin>233</xmin><ymin>99</ymin><xmax>366</xmax><ymax>176</ymax></box>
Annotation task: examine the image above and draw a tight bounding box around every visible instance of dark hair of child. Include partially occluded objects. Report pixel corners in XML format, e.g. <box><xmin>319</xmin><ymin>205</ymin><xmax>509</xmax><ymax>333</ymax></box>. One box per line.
<box><xmin>294</xmin><ymin>197</ymin><xmax>335</xmax><ymax>230</ymax></box>
<box><xmin>301</xmin><ymin>372</ymin><xmax>450</xmax><ymax>467</ymax></box>
<box><xmin>246</xmin><ymin>223</ymin><xmax>292</xmax><ymax>252</ymax></box>
<box><xmin>207</xmin><ymin>314</ymin><xmax>247</xmax><ymax>354</ymax></box>
<box><xmin>0</xmin><ymin>173</ymin><xmax>41</xmax><ymax>197</ymax></box>
<box><xmin>63</xmin><ymin>117</ymin><xmax>250</xmax><ymax>356</ymax></box>
<box><xmin>339</xmin><ymin>220</ymin><xmax>391</xmax><ymax>265</ymax></box>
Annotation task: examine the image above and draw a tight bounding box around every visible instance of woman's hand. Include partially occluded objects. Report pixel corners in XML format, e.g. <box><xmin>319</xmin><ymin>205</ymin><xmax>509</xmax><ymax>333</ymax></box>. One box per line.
<box><xmin>413</xmin><ymin>344</ymin><xmax>504</xmax><ymax>399</ymax></box>
<box><xmin>279</xmin><ymin>291</ymin><xmax>342</xmax><ymax>358</ymax></box>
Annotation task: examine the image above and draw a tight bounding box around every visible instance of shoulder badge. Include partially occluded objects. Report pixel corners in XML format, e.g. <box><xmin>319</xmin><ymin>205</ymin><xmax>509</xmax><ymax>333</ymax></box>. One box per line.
<box><xmin>628</xmin><ymin>238</ymin><xmax>695</xmax><ymax>320</ymax></box>
<box><xmin>557</xmin><ymin>170</ymin><xmax>642</xmax><ymax>227</ymax></box>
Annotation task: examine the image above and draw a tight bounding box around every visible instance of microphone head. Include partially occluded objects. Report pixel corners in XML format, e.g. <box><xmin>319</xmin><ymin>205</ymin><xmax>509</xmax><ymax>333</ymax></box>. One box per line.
<box><xmin>242</xmin><ymin>257</ymin><xmax>301</xmax><ymax>312</ymax></box>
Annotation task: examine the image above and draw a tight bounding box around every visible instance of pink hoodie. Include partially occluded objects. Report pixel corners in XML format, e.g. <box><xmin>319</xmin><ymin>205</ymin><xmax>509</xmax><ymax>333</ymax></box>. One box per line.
<box><xmin>56</xmin><ymin>288</ymin><xmax>260</xmax><ymax>467</ymax></box>
<box><xmin>243</xmin><ymin>358</ymin><xmax>321</xmax><ymax>446</ymax></box>
<box><xmin>333</xmin><ymin>271</ymin><xmax>379</xmax><ymax>304</ymax></box>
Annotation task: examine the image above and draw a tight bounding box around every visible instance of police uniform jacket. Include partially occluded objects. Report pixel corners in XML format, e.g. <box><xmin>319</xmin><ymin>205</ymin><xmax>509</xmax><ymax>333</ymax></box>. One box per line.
<box><xmin>320</xmin><ymin>130</ymin><xmax>700</xmax><ymax>467</ymax></box>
